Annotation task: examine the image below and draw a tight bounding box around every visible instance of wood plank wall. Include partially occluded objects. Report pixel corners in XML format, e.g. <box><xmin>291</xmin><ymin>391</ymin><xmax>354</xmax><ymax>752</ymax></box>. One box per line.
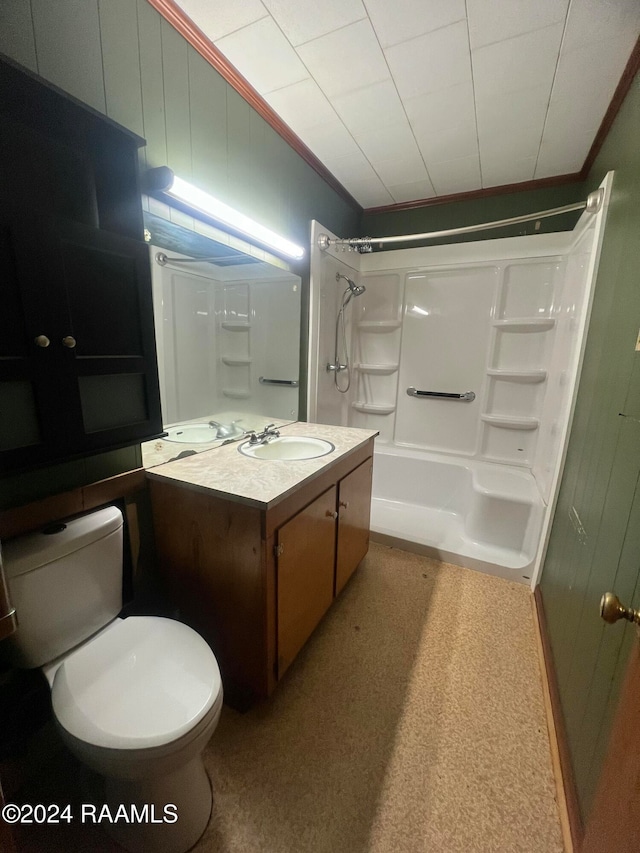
<box><xmin>0</xmin><ymin>0</ymin><xmax>360</xmax><ymax>252</ymax></box>
<box><xmin>539</xmin><ymin>71</ymin><xmax>640</xmax><ymax>821</ymax></box>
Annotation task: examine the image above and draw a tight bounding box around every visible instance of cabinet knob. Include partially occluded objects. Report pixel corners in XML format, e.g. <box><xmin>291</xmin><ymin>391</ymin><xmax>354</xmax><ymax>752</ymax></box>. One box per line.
<box><xmin>326</xmin><ymin>510</ymin><xmax>338</xmax><ymax>520</ymax></box>
<box><xmin>34</xmin><ymin>335</ymin><xmax>50</xmax><ymax>348</ymax></box>
<box><xmin>339</xmin><ymin>501</ymin><xmax>349</xmax><ymax>509</ymax></box>
<box><xmin>61</xmin><ymin>335</ymin><xmax>77</xmax><ymax>349</ymax></box>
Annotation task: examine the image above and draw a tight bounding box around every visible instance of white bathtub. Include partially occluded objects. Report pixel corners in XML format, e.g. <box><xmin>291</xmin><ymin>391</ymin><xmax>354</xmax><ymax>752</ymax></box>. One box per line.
<box><xmin>370</xmin><ymin>445</ymin><xmax>545</xmax><ymax>584</ymax></box>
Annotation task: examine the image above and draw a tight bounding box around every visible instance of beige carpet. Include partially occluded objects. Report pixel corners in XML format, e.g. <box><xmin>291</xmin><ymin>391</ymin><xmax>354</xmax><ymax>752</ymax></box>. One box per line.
<box><xmin>13</xmin><ymin>543</ymin><xmax>564</xmax><ymax>852</ymax></box>
<box><xmin>198</xmin><ymin>543</ymin><xmax>564</xmax><ymax>853</ymax></box>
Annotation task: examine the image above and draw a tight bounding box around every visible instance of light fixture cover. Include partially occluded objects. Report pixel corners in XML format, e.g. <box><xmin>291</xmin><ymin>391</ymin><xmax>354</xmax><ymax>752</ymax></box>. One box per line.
<box><xmin>148</xmin><ymin>168</ymin><xmax>305</xmax><ymax>260</ymax></box>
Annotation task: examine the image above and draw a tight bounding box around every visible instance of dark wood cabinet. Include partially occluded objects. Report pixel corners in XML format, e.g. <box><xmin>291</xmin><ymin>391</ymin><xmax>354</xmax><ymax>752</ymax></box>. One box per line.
<box><xmin>149</xmin><ymin>439</ymin><xmax>375</xmax><ymax>707</ymax></box>
<box><xmin>0</xmin><ymin>54</ymin><xmax>162</xmax><ymax>474</ymax></box>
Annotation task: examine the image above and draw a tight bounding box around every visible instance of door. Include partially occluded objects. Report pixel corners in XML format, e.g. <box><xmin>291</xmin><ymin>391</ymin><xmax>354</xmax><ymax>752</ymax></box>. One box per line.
<box><xmin>335</xmin><ymin>457</ymin><xmax>373</xmax><ymax>596</ymax></box>
<box><xmin>276</xmin><ymin>486</ymin><xmax>336</xmax><ymax>678</ymax></box>
<box><xmin>581</xmin><ymin>609</ymin><xmax>640</xmax><ymax>853</ymax></box>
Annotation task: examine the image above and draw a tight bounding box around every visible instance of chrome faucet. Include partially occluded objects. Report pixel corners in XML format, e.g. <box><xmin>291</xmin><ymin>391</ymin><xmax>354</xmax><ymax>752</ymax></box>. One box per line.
<box><xmin>248</xmin><ymin>424</ymin><xmax>280</xmax><ymax>445</ymax></box>
<box><xmin>208</xmin><ymin>419</ymin><xmax>237</xmax><ymax>439</ymax></box>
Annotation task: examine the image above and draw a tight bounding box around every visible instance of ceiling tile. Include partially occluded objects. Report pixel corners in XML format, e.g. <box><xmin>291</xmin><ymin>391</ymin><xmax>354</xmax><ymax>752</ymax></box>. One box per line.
<box><xmin>332</xmin><ymin>79</ymin><xmax>407</xmax><ymax>136</ymax></box>
<box><xmin>371</xmin><ymin>153</ymin><xmax>430</xmax><ymax>187</ymax></box>
<box><xmin>551</xmin><ymin>36</ymin><xmax>635</xmax><ymax>107</ymax></box>
<box><xmin>262</xmin><ymin>0</ymin><xmax>366</xmax><ymax>47</ymax></box>
<box><xmin>352</xmin><ymin>120</ymin><xmax>422</xmax><ymax>163</ymax></box>
<box><xmin>481</xmin><ymin>155</ymin><xmax>536</xmax><ymax>187</ymax></box>
<box><xmin>264</xmin><ymin>78</ymin><xmax>339</xmax><ymax>132</ymax></box>
<box><xmin>215</xmin><ymin>17</ymin><xmax>308</xmax><ymax>95</ymax></box>
<box><xmin>296</xmin><ymin>19</ymin><xmax>389</xmax><ymax>99</ymax></box>
<box><xmin>472</xmin><ymin>23</ymin><xmax>564</xmax><ymax>99</ymax></box>
<box><xmin>428</xmin><ymin>154</ymin><xmax>482</xmax><ymax>195</ymax></box>
<box><xmin>296</xmin><ymin>119</ymin><xmax>361</xmax><ymax>161</ymax></box>
<box><xmin>344</xmin><ymin>177</ymin><xmax>395</xmax><ymax>208</ymax></box>
<box><xmin>404</xmin><ymin>82</ymin><xmax>475</xmax><ymax>135</ymax></box>
<box><xmin>386</xmin><ymin>179</ymin><xmax>436</xmax><ymax>204</ymax></box>
<box><xmin>364</xmin><ymin>0</ymin><xmax>466</xmax><ymax>49</ymax></box>
<box><xmin>534</xmin><ymin>136</ymin><xmax>593</xmax><ymax>179</ymax></box>
<box><xmin>467</xmin><ymin>0</ymin><xmax>569</xmax><ymax>51</ymax></box>
<box><xmin>176</xmin><ymin>0</ymin><xmax>268</xmax><ymax>42</ymax></box>
<box><xmin>561</xmin><ymin>0</ymin><xmax>640</xmax><ymax>55</ymax></box>
<box><xmin>385</xmin><ymin>20</ymin><xmax>472</xmax><ymax>100</ymax></box>
<box><xmin>475</xmin><ymin>84</ymin><xmax>551</xmax><ymax>139</ymax></box>
<box><xmin>477</xmin><ymin>88</ymin><xmax>550</xmax><ymax>161</ymax></box>
<box><xmin>416</xmin><ymin>118</ymin><xmax>478</xmax><ymax>165</ymax></box>
<box><xmin>322</xmin><ymin>151</ymin><xmax>381</xmax><ymax>185</ymax></box>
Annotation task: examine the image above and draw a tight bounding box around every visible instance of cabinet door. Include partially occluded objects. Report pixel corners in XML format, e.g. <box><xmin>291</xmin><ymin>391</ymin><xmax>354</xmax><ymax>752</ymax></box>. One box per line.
<box><xmin>276</xmin><ymin>485</ymin><xmax>337</xmax><ymax>679</ymax></box>
<box><xmin>335</xmin><ymin>457</ymin><xmax>373</xmax><ymax>596</ymax></box>
<box><xmin>0</xmin><ymin>213</ymin><xmax>73</xmax><ymax>469</ymax></box>
<box><xmin>54</xmin><ymin>218</ymin><xmax>163</xmax><ymax>452</ymax></box>
<box><xmin>0</xmin><ymin>212</ymin><xmax>162</xmax><ymax>472</ymax></box>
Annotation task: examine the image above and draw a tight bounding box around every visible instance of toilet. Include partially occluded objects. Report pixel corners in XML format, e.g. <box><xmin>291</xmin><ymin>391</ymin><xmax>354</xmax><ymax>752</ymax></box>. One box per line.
<box><xmin>2</xmin><ymin>505</ymin><xmax>223</xmax><ymax>853</ymax></box>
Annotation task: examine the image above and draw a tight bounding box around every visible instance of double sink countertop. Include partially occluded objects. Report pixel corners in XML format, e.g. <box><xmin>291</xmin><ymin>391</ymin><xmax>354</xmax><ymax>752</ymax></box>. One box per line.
<box><xmin>145</xmin><ymin>421</ymin><xmax>378</xmax><ymax>510</ymax></box>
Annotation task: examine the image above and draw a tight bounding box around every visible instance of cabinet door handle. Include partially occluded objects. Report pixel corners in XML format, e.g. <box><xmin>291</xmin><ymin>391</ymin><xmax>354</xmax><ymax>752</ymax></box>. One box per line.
<box><xmin>61</xmin><ymin>335</ymin><xmax>77</xmax><ymax>349</ymax></box>
<box><xmin>34</xmin><ymin>335</ymin><xmax>50</xmax><ymax>348</ymax></box>
<box><xmin>326</xmin><ymin>510</ymin><xmax>338</xmax><ymax>520</ymax></box>
<box><xmin>339</xmin><ymin>501</ymin><xmax>349</xmax><ymax>509</ymax></box>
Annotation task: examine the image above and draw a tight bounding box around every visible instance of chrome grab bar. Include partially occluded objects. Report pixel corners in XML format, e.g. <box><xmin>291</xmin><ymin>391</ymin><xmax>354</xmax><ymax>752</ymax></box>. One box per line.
<box><xmin>258</xmin><ymin>377</ymin><xmax>299</xmax><ymax>387</ymax></box>
<box><xmin>406</xmin><ymin>387</ymin><xmax>476</xmax><ymax>402</ymax></box>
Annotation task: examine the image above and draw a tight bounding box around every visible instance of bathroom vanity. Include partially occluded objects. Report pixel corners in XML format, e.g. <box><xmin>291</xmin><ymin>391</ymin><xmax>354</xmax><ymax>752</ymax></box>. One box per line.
<box><xmin>147</xmin><ymin>423</ymin><xmax>376</xmax><ymax>707</ymax></box>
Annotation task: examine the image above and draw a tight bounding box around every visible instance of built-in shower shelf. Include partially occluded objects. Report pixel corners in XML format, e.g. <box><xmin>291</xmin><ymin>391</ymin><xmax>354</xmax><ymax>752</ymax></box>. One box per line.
<box><xmin>355</xmin><ymin>363</ymin><xmax>399</xmax><ymax>375</ymax></box>
<box><xmin>493</xmin><ymin>318</ymin><xmax>555</xmax><ymax>332</ymax></box>
<box><xmin>486</xmin><ymin>369</ymin><xmax>547</xmax><ymax>383</ymax></box>
<box><xmin>352</xmin><ymin>402</ymin><xmax>396</xmax><ymax>415</ymax></box>
<box><xmin>222</xmin><ymin>388</ymin><xmax>250</xmax><ymax>399</ymax></box>
<box><xmin>357</xmin><ymin>320</ymin><xmax>401</xmax><ymax>332</ymax></box>
<box><xmin>221</xmin><ymin>321</ymin><xmax>251</xmax><ymax>331</ymax></box>
<box><xmin>221</xmin><ymin>357</ymin><xmax>252</xmax><ymax>366</ymax></box>
<box><xmin>481</xmin><ymin>414</ymin><xmax>539</xmax><ymax>430</ymax></box>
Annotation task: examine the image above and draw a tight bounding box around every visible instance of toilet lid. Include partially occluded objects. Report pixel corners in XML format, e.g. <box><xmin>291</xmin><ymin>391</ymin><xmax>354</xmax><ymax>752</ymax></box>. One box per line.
<box><xmin>52</xmin><ymin>617</ymin><xmax>222</xmax><ymax>750</ymax></box>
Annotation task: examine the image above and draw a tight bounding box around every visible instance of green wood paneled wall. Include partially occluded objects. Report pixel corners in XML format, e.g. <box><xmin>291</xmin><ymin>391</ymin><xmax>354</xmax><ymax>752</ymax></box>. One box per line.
<box><xmin>0</xmin><ymin>0</ymin><xmax>361</xmax><ymax>247</ymax></box>
<box><xmin>540</xmin><ymin>71</ymin><xmax>640</xmax><ymax>821</ymax></box>
<box><xmin>0</xmin><ymin>0</ymin><xmax>360</xmax><ymax>509</ymax></box>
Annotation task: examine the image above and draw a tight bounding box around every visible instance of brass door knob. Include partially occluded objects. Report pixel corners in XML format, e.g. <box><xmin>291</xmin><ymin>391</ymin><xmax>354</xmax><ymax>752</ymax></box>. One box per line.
<box><xmin>600</xmin><ymin>592</ymin><xmax>640</xmax><ymax>625</ymax></box>
<box><xmin>34</xmin><ymin>335</ymin><xmax>50</xmax><ymax>348</ymax></box>
<box><xmin>61</xmin><ymin>335</ymin><xmax>76</xmax><ymax>349</ymax></box>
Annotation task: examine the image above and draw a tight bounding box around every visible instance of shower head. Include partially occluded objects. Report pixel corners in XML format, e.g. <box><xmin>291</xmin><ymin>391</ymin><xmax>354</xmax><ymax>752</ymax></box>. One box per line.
<box><xmin>336</xmin><ymin>272</ymin><xmax>366</xmax><ymax>296</ymax></box>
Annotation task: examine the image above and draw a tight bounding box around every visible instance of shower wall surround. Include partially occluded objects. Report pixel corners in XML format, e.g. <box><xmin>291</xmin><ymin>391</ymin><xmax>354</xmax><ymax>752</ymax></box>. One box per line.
<box><xmin>309</xmin><ymin>172</ymin><xmax>612</xmax><ymax>585</ymax></box>
<box><xmin>152</xmin><ymin>250</ymin><xmax>301</xmax><ymax>426</ymax></box>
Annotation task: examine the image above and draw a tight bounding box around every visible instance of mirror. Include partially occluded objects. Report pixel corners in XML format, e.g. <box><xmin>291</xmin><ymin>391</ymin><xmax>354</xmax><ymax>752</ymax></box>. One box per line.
<box><xmin>141</xmin><ymin>210</ymin><xmax>302</xmax><ymax>467</ymax></box>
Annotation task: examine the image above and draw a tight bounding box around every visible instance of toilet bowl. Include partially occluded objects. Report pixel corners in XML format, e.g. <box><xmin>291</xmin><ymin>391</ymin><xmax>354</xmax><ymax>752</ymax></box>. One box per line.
<box><xmin>2</xmin><ymin>506</ymin><xmax>223</xmax><ymax>853</ymax></box>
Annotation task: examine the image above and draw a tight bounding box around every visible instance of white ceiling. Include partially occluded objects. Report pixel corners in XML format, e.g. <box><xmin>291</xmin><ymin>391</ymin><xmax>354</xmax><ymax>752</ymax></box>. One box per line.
<box><xmin>174</xmin><ymin>0</ymin><xmax>640</xmax><ymax>209</ymax></box>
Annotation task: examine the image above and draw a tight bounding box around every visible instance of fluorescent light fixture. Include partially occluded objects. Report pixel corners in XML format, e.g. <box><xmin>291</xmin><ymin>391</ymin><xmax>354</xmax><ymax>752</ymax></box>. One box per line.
<box><xmin>148</xmin><ymin>168</ymin><xmax>305</xmax><ymax>261</ymax></box>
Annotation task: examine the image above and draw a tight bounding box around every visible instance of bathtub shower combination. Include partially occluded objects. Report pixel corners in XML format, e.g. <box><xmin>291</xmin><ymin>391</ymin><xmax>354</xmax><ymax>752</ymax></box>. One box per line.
<box><xmin>309</xmin><ymin>174</ymin><xmax>612</xmax><ymax>585</ymax></box>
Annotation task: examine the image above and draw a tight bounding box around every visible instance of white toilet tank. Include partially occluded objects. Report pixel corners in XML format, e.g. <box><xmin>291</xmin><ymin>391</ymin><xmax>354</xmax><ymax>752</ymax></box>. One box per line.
<box><xmin>2</xmin><ymin>506</ymin><xmax>124</xmax><ymax>668</ymax></box>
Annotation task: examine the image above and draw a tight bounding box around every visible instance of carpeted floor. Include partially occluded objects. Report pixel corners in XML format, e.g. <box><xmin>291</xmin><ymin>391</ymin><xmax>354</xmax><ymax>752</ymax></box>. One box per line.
<box><xmin>197</xmin><ymin>543</ymin><xmax>564</xmax><ymax>853</ymax></box>
<box><xmin>13</xmin><ymin>542</ymin><xmax>564</xmax><ymax>852</ymax></box>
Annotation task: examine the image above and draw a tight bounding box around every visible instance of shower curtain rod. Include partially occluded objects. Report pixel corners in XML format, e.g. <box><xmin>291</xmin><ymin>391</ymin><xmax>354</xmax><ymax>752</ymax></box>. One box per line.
<box><xmin>317</xmin><ymin>188</ymin><xmax>604</xmax><ymax>253</ymax></box>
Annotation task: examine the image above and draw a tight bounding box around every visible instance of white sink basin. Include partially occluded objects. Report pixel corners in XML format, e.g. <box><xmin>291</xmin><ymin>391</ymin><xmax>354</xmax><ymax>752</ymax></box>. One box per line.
<box><xmin>239</xmin><ymin>436</ymin><xmax>335</xmax><ymax>460</ymax></box>
<box><xmin>164</xmin><ymin>423</ymin><xmax>242</xmax><ymax>444</ymax></box>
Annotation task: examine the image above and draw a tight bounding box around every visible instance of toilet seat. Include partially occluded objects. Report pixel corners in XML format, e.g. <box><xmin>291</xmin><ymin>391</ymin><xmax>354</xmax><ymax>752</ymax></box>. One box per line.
<box><xmin>52</xmin><ymin>616</ymin><xmax>222</xmax><ymax>750</ymax></box>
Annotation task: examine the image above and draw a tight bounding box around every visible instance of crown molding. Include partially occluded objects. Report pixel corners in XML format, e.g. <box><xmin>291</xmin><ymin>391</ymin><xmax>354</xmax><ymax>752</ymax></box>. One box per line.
<box><xmin>145</xmin><ymin>0</ymin><xmax>361</xmax><ymax>211</ymax></box>
<box><xmin>149</xmin><ymin>2</ymin><xmax>638</xmax><ymax>219</ymax></box>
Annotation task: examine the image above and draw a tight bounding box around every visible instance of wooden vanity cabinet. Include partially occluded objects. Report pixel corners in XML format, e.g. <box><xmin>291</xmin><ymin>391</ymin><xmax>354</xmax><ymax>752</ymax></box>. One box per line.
<box><xmin>149</xmin><ymin>439</ymin><xmax>374</xmax><ymax>707</ymax></box>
